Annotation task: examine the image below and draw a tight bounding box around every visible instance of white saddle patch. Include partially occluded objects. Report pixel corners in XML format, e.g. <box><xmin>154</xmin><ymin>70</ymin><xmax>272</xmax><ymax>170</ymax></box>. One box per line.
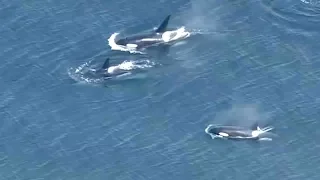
<box><xmin>126</xmin><ymin>44</ymin><xmax>138</xmax><ymax>48</ymax></box>
<box><xmin>107</xmin><ymin>61</ymin><xmax>136</xmax><ymax>74</ymax></box>
<box><xmin>251</xmin><ymin>130</ymin><xmax>260</xmax><ymax>137</ymax></box>
<box><xmin>141</xmin><ymin>38</ymin><xmax>159</xmax><ymax>42</ymax></box>
<box><xmin>219</xmin><ymin>132</ymin><xmax>229</xmax><ymax>137</ymax></box>
<box><xmin>107</xmin><ymin>66</ymin><xmax>118</xmax><ymax>74</ymax></box>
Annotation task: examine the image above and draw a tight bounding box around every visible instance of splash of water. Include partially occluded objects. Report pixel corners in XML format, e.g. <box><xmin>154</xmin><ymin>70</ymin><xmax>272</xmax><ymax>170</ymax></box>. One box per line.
<box><xmin>212</xmin><ymin>103</ymin><xmax>273</xmax><ymax>128</ymax></box>
<box><xmin>107</xmin><ymin>33</ymin><xmax>145</xmax><ymax>54</ymax></box>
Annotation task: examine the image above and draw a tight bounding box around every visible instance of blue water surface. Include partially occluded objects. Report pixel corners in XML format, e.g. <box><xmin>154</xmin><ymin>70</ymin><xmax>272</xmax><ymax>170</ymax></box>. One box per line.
<box><xmin>1</xmin><ymin>0</ymin><xmax>320</xmax><ymax>179</ymax></box>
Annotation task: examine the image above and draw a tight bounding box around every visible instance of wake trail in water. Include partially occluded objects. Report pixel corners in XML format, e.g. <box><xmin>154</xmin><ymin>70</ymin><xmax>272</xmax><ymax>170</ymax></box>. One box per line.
<box><xmin>187</xmin><ymin>28</ymin><xmax>238</xmax><ymax>36</ymax></box>
<box><xmin>67</xmin><ymin>59</ymin><xmax>156</xmax><ymax>84</ymax></box>
<box><xmin>108</xmin><ymin>33</ymin><xmax>145</xmax><ymax>54</ymax></box>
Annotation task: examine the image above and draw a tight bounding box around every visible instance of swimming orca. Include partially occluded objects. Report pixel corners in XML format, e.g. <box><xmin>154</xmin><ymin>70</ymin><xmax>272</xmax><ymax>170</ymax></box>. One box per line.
<box><xmin>115</xmin><ymin>15</ymin><xmax>190</xmax><ymax>50</ymax></box>
<box><xmin>97</xmin><ymin>58</ymin><xmax>131</xmax><ymax>79</ymax></box>
<box><xmin>205</xmin><ymin>123</ymin><xmax>274</xmax><ymax>140</ymax></box>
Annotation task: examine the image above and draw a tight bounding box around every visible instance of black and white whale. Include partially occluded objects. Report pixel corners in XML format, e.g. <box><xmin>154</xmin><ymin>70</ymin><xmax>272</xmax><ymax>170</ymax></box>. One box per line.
<box><xmin>113</xmin><ymin>15</ymin><xmax>190</xmax><ymax>50</ymax></box>
<box><xmin>93</xmin><ymin>58</ymin><xmax>132</xmax><ymax>79</ymax></box>
<box><xmin>90</xmin><ymin>57</ymin><xmax>153</xmax><ymax>80</ymax></box>
<box><xmin>205</xmin><ymin>123</ymin><xmax>274</xmax><ymax>140</ymax></box>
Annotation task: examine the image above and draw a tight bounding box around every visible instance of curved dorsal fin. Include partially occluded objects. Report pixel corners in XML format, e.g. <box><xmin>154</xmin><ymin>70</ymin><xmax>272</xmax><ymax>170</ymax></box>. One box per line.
<box><xmin>155</xmin><ymin>15</ymin><xmax>171</xmax><ymax>33</ymax></box>
<box><xmin>102</xmin><ymin>58</ymin><xmax>110</xmax><ymax>69</ymax></box>
<box><xmin>250</xmin><ymin>122</ymin><xmax>259</xmax><ymax>130</ymax></box>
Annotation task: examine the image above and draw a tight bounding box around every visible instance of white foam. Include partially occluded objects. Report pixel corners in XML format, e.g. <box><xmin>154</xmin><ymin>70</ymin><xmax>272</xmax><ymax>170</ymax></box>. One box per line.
<box><xmin>252</xmin><ymin>126</ymin><xmax>274</xmax><ymax>138</ymax></box>
<box><xmin>111</xmin><ymin>60</ymin><xmax>155</xmax><ymax>72</ymax></box>
<box><xmin>162</xmin><ymin>26</ymin><xmax>191</xmax><ymax>43</ymax></box>
<box><xmin>204</xmin><ymin>124</ymin><xmax>213</xmax><ymax>134</ymax></box>
<box><xmin>107</xmin><ymin>33</ymin><xmax>145</xmax><ymax>54</ymax></box>
<box><xmin>300</xmin><ymin>0</ymin><xmax>310</xmax><ymax>4</ymax></box>
<box><xmin>107</xmin><ymin>61</ymin><xmax>134</xmax><ymax>74</ymax></box>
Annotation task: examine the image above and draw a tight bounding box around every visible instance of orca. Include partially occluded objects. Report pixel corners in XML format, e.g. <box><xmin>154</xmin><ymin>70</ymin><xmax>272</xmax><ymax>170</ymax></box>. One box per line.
<box><xmin>205</xmin><ymin>123</ymin><xmax>274</xmax><ymax>140</ymax></box>
<box><xmin>114</xmin><ymin>15</ymin><xmax>190</xmax><ymax>50</ymax></box>
<box><xmin>96</xmin><ymin>58</ymin><xmax>131</xmax><ymax>79</ymax></box>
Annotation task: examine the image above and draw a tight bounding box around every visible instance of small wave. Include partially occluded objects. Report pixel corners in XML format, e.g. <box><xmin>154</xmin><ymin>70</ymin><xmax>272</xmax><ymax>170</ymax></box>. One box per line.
<box><xmin>67</xmin><ymin>60</ymin><xmax>105</xmax><ymax>84</ymax></box>
<box><xmin>301</xmin><ymin>0</ymin><xmax>310</xmax><ymax>4</ymax></box>
<box><xmin>300</xmin><ymin>0</ymin><xmax>320</xmax><ymax>6</ymax></box>
<box><xmin>260</xmin><ymin>0</ymin><xmax>320</xmax><ymax>34</ymax></box>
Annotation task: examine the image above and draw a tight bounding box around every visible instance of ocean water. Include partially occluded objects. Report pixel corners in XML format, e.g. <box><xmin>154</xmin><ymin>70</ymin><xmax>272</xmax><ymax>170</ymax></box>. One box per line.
<box><xmin>1</xmin><ymin>0</ymin><xmax>320</xmax><ymax>179</ymax></box>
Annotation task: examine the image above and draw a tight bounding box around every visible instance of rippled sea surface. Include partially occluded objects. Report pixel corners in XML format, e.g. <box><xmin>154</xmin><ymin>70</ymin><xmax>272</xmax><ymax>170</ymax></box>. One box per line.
<box><xmin>1</xmin><ymin>0</ymin><xmax>320</xmax><ymax>179</ymax></box>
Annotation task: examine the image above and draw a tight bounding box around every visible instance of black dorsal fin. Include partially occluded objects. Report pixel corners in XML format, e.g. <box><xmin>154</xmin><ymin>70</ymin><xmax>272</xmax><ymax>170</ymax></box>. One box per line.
<box><xmin>102</xmin><ymin>58</ymin><xmax>110</xmax><ymax>69</ymax></box>
<box><xmin>250</xmin><ymin>122</ymin><xmax>259</xmax><ymax>130</ymax></box>
<box><xmin>155</xmin><ymin>15</ymin><xmax>171</xmax><ymax>33</ymax></box>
